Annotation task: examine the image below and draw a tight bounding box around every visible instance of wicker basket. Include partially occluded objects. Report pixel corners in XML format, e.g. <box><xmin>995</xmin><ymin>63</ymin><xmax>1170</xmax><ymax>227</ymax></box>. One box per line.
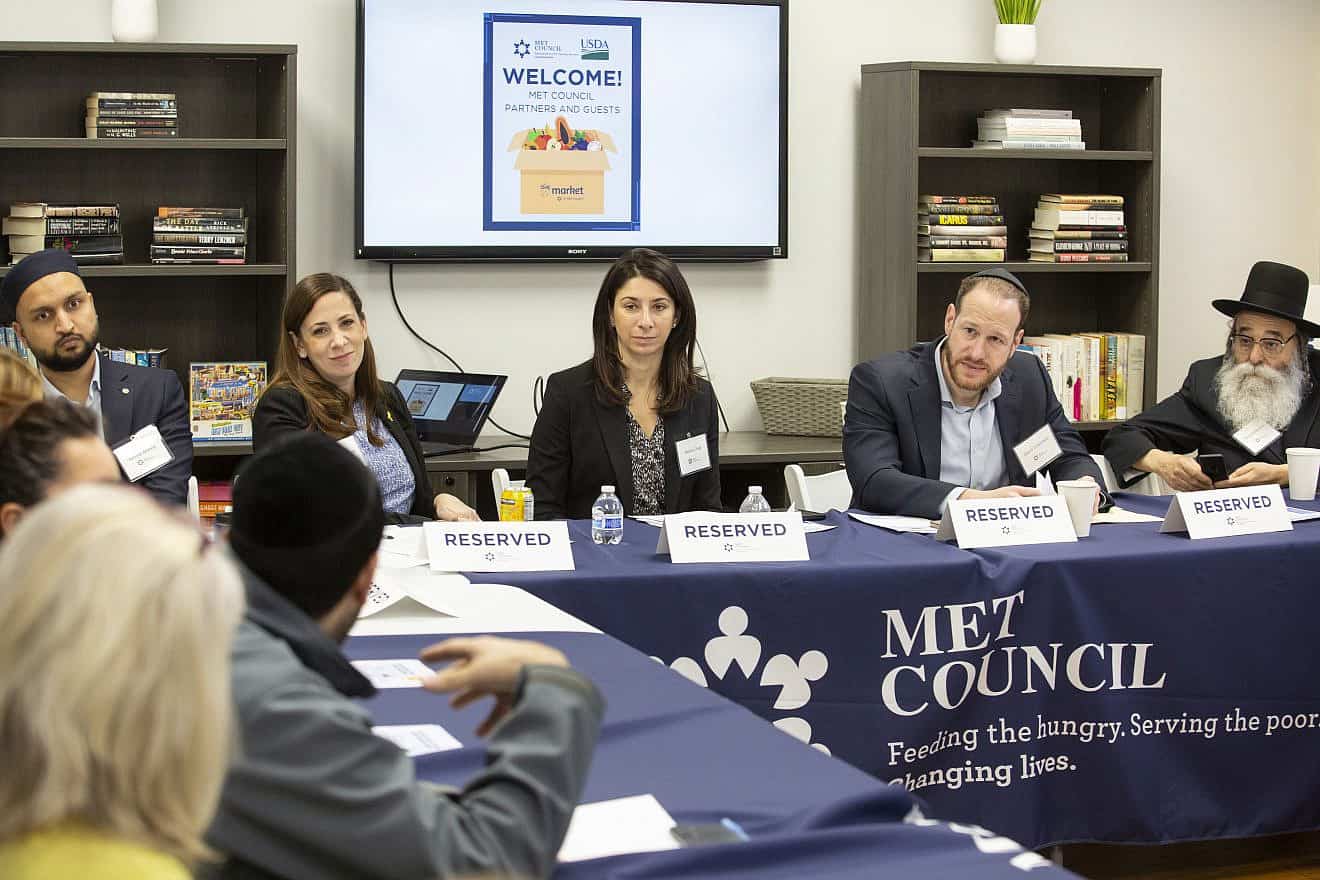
<box><xmin>750</xmin><ymin>377</ymin><xmax>849</xmax><ymax>437</ymax></box>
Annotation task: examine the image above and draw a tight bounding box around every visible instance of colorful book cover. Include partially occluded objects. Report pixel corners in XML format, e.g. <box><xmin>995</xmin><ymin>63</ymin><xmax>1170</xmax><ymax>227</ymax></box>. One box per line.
<box><xmin>483</xmin><ymin>12</ymin><xmax>641</xmax><ymax>231</ymax></box>
<box><xmin>189</xmin><ymin>361</ymin><xmax>267</xmax><ymax>442</ymax></box>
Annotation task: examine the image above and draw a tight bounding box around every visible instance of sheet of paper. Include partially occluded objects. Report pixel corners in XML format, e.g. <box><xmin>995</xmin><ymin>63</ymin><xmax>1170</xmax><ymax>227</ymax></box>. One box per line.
<box><xmin>848</xmin><ymin>511</ymin><xmax>938</xmax><ymax>534</ymax></box>
<box><xmin>1092</xmin><ymin>506</ymin><xmax>1163</xmax><ymax>525</ymax></box>
<box><xmin>373</xmin><ymin>723</ymin><xmax>463</xmax><ymax>757</ymax></box>
<box><xmin>372</xmin><ymin>566</ymin><xmax>466</xmax><ymax>616</ymax></box>
<box><xmin>379</xmin><ymin>525</ymin><xmax>429</xmax><ymax>568</ymax></box>
<box><xmin>558</xmin><ymin>794</ymin><xmax>681</xmax><ymax>863</ymax></box>
<box><xmin>630</xmin><ymin>515</ymin><xmax>667</xmax><ymax>527</ymax></box>
<box><xmin>803</xmin><ymin>522</ymin><xmax>836</xmax><ymax>534</ymax></box>
<box><xmin>1287</xmin><ymin>506</ymin><xmax>1320</xmax><ymax>523</ymax></box>
<box><xmin>350</xmin><ymin>659</ymin><xmax>432</xmax><ymax>689</ymax></box>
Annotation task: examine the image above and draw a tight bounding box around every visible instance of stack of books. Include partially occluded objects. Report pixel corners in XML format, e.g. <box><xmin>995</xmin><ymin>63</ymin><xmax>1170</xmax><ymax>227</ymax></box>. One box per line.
<box><xmin>917</xmin><ymin>195</ymin><xmax>1006</xmax><ymax>262</ymax></box>
<box><xmin>151</xmin><ymin>208</ymin><xmax>248</xmax><ymax>264</ymax></box>
<box><xmin>85</xmin><ymin>92</ymin><xmax>177</xmax><ymax>139</ymax></box>
<box><xmin>973</xmin><ymin>109</ymin><xmax>1084</xmax><ymax>150</ymax></box>
<box><xmin>1018</xmin><ymin>332</ymin><xmax>1146</xmax><ymax>422</ymax></box>
<box><xmin>3</xmin><ymin>202</ymin><xmax>123</xmax><ymax>265</ymax></box>
<box><xmin>0</xmin><ymin>325</ymin><xmax>40</xmax><ymax>372</ymax></box>
<box><xmin>196</xmin><ymin>481</ymin><xmax>234</xmax><ymax>527</ymax></box>
<box><xmin>102</xmin><ymin>346</ymin><xmax>168</xmax><ymax>368</ymax></box>
<box><xmin>1028</xmin><ymin>195</ymin><xmax>1128</xmax><ymax>263</ymax></box>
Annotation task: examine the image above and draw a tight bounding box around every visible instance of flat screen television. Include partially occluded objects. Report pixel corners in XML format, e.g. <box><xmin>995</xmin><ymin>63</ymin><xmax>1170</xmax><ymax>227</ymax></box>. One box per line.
<box><xmin>356</xmin><ymin>0</ymin><xmax>788</xmax><ymax>262</ymax></box>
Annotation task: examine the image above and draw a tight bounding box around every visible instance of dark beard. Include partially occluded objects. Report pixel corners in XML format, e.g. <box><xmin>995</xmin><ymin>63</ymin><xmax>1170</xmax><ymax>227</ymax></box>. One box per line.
<box><xmin>35</xmin><ymin>332</ymin><xmax>99</xmax><ymax>373</ymax></box>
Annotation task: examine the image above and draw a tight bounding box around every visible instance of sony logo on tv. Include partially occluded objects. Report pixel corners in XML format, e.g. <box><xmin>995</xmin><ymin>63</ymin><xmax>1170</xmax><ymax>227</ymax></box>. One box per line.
<box><xmin>567</xmin><ymin>248</ymin><xmax>588</xmax><ymax>255</ymax></box>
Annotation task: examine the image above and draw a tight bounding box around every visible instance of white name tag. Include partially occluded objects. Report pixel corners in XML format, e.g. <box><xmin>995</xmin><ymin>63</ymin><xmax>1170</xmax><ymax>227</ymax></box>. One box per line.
<box><xmin>111</xmin><ymin>424</ymin><xmax>174</xmax><ymax>482</ymax></box>
<box><xmin>935</xmin><ymin>495</ymin><xmax>1076</xmax><ymax>548</ymax></box>
<box><xmin>1233</xmin><ymin>421</ymin><xmax>1282</xmax><ymax>456</ymax></box>
<box><xmin>1013</xmin><ymin>424</ymin><xmax>1063</xmax><ymax>477</ymax></box>
<box><xmin>656</xmin><ymin>512</ymin><xmax>809</xmax><ymax>563</ymax></box>
<box><xmin>675</xmin><ymin>433</ymin><xmax>712</xmax><ymax>476</ymax></box>
<box><xmin>424</xmin><ymin>521</ymin><xmax>575</xmax><ymax>572</ymax></box>
<box><xmin>1160</xmin><ymin>484</ymin><xmax>1291</xmax><ymax>539</ymax></box>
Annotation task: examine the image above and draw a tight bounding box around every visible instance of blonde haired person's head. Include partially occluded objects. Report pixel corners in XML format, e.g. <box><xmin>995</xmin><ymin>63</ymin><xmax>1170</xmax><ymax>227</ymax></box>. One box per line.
<box><xmin>0</xmin><ymin>484</ymin><xmax>245</xmax><ymax>866</ymax></box>
<box><xmin>0</xmin><ymin>348</ymin><xmax>42</xmax><ymax>428</ymax></box>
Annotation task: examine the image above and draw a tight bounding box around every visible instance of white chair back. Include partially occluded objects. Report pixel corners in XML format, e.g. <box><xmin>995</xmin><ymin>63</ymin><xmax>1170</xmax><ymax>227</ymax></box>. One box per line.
<box><xmin>187</xmin><ymin>475</ymin><xmax>200</xmax><ymax>523</ymax></box>
<box><xmin>784</xmin><ymin>463</ymin><xmax>853</xmax><ymax>513</ymax></box>
<box><xmin>491</xmin><ymin>467</ymin><xmax>525</xmax><ymax>502</ymax></box>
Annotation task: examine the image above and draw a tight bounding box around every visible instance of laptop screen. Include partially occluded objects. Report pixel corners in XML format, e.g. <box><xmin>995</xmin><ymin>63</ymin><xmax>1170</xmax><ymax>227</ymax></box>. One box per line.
<box><xmin>394</xmin><ymin>369</ymin><xmax>506</xmax><ymax>445</ymax></box>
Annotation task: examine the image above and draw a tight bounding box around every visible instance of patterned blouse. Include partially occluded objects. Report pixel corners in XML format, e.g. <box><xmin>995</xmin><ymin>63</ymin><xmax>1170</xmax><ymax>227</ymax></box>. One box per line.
<box><xmin>352</xmin><ymin>400</ymin><xmax>416</xmax><ymax>515</ymax></box>
<box><xmin>624</xmin><ymin>385</ymin><xmax>666</xmax><ymax>516</ymax></box>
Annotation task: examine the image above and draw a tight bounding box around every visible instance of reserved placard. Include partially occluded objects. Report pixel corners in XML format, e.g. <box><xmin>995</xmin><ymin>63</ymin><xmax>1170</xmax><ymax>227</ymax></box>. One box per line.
<box><xmin>424</xmin><ymin>521</ymin><xmax>575</xmax><ymax>572</ymax></box>
<box><xmin>935</xmin><ymin>495</ymin><xmax>1076</xmax><ymax>548</ymax></box>
<box><xmin>656</xmin><ymin>512</ymin><xmax>809</xmax><ymax>564</ymax></box>
<box><xmin>1160</xmin><ymin>484</ymin><xmax>1291</xmax><ymax>540</ymax></box>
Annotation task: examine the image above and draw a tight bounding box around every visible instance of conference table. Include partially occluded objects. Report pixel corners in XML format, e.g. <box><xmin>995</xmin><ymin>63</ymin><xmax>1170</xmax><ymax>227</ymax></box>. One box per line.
<box><xmin>347</xmin><ymin>594</ymin><xmax>1073</xmax><ymax>878</ymax></box>
<box><xmin>464</xmin><ymin>492</ymin><xmax>1320</xmax><ymax>850</ymax></box>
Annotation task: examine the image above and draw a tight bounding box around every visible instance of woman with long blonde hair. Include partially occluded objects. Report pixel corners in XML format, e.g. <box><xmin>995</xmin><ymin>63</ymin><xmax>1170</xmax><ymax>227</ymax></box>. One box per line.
<box><xmin>0</xmin><ymin>485</ymin><xmax>245</xmax><ymax>879</ymax></box>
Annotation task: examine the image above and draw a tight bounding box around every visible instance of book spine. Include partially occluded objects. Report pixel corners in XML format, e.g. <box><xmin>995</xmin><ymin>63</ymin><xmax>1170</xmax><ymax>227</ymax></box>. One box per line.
<box><xmin>926</xmin><ymin>237</ymin><xmax>1008</xmax><ymax>248</ymax></box>
<box><xmin>151</xmin><ymin>232</ymin><xmax>246</xmax><ymax>245</ymax></box>
<box><xmin>1126</xmin><ymin>334</ymin><xmax>1146</xmax><ymax>417</ymax></box>
<box><xmin>1055</xmin><ymin>224</ymin><xmax>1128</xmax><ymax>233</ymax></box>
<box><xmin>148</xmin><ymin>257</ymin><xmax>246</xmax><ymax>264</ymax></box>
<box><xmin>88</xmin><ymin>91</ymin><xmax>175</xmax><ymax>100</ymax></box>
<box><xmin>156</xmin><ymin>207</ymin><xmax>245</xmax><ymax>219</ymax></box>
<box><xmin>44</xmin><ymin>218</ymin><xmax>120</xmax><ymax>235</ymax></box>
<box><xmin>45</xmin><ymin>205</ymin><xmax>119</xmax><ymax>217</ymax></box>
<box><xmin>919</xmin><ymin>248</ymin><xmax>1005</xmax><ymax>262</ymax></box>
<box><xmin>152</xmin><ymin>218</ymin><xmax>248</xmax><ymax>232</ymax></box>
<box><xmin>981</xmin><ymin>140</ymin><xmax>1086</xmax><ymax>150</ymax></box>
<box><xmin>921</xmin><ymin>214</ymin><xmax>1006</xmax><ymax>226</ymax></box>
<box><xmin>89</xmin><ymin>99</ymin><xmax>177</xmax><ymax>110</ymax></box>
<box><xmin>1054</xmin><ymin>210</ymin><xmax>1125</xmax><ymax>226</ymax></box>
<box><xmin>88</xmin><ymin>127</ymin><xmax>179</xmax><ymax>138</ymax></box>
<box><xmin>1056</xmin><ymin>253</ymin><xmax>1130</xmax><ymax>263</ymax></box>
<box><xmin>1051</xmin><ymin>241</ymin><xmax>1129</xmax><ymax>253</ymax></box>
<box><xmin>922</xmin><ymin>204</ymin><xmax>1002</xmax><ymax>215</ymax></box>
<box><xmin>918</xmin><ymin>195</ymin><xmax>998</xmax><ymax>205</ymax></box>
<box><xmin>46</xmin><ymin>235</ymin><xmax>123</xmax><ymax>254</ymax></box>
<box><xmin>70</xmin><ymin>253</ymin><xmax>124</xmax><ymax>265</ymax></box>
<box><xmin>150</xmin><ymin>246</ymin><xmax>246</xmax><ymax>259</ymax></box>
<box><xmin>1113</xmin><ymin>333</ymin><xmax>1129</xmax><ymax>419</ymax></box>
<box><xmin>1104</xmin><ymin>334</ymin><xmax>1119</xmax><ymax>420</ymax></box>
<box><xmin>1043</xmin><ymin>196</ymin><xmax>1125</xmax><ymax>206</ymax></box>
<box><xmin>1048</xmin><ymin>230</ymin><xmax>1129</xmax><ymax>240</ymax></box>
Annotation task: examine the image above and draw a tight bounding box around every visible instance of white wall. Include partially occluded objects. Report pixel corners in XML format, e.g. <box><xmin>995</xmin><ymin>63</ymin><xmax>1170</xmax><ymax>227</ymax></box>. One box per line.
<box><xmin>4</xmin><ymin>0</ymin><xmax>1318</xmax><ymax>432</ymax></box>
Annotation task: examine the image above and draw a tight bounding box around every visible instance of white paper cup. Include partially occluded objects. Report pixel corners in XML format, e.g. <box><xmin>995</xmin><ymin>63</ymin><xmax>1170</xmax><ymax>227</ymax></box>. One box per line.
<box><xmin>1056</xmin><ymin>479</ymin><xmax>1099</xmax><ymax>537</ymax></box>
<box><xmin>1286</xmin><ymin>447</ymin><xmax>1320</xmax><ymax>501</ymax></box>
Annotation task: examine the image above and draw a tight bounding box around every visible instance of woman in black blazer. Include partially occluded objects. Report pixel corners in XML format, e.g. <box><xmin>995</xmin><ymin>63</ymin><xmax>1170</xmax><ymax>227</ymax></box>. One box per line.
<box><xmin>528</xmin><ymin>248</ymin><xmax>722</xmax><ymax>520</ymax></box>
<box><xmin>253</xmin><ymin>273</ymin><xmax>478</xmax><ymax>524</ymax></box>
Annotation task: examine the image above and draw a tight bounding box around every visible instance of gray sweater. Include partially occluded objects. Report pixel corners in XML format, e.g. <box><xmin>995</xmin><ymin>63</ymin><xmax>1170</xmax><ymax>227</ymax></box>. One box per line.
<box><xmin>204</xmin><ymin>567</ymin><xmax>604</xmax><ymax>880</ymax></box>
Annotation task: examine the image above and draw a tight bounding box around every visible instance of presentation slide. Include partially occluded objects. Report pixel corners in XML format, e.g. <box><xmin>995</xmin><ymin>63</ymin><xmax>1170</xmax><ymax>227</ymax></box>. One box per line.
<box><xmin>361</xmin><ymin>0</ymin><xmax>782</xmax><ymax>250</ymax></box>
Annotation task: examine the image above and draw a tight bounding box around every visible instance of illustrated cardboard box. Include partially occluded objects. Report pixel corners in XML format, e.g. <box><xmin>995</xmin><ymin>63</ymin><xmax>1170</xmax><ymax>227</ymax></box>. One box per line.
<box><xmin>506</xmin><ymin>129</ymin><xmax>618</xmax><ymax>215</ymax></box>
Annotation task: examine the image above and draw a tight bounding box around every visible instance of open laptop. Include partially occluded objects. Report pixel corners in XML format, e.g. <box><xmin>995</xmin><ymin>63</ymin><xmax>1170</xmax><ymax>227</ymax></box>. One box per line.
<box><xmin>394</xmin><ymin>369</ymin><xmax>507</xmax><ymax>456</ymax></box>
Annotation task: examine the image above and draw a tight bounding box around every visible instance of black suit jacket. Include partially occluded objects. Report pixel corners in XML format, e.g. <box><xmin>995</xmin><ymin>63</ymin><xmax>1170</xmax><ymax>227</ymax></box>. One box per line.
<box><xmin>1103</xmin><ymin>351</ymin><xmax>1320</xmax><ymax>486</ymax></box>
<box><xmin>253</xmin><ymin>382</ymin><xmax>435</xmax><ymax>523</ymax></box>
<box><xmin>844</xmin><ymin>340</ymin><xmax>1104</xmax><ymax>518</ymax></box>
<box><xmin>98</xmin><ymin>354</ymin><xmax>192</xmax><ymax>506</ymax></box>
<box><xmin>527</xmin><ymin>360</ymin><xmax>722</xmax><ymax>520</ymax></box>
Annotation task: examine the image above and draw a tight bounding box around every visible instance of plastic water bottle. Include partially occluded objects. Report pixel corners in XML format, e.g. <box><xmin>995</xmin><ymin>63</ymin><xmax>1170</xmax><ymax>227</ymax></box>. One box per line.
<box><xmin>739</xmin><ymin>485</ymin><xmax>772</xmax><ymax>514</ymax></box>
<box><xmin>591</xmin><ymin>485</ymin><xmax>624</xmax><ymax>545</ymax></box>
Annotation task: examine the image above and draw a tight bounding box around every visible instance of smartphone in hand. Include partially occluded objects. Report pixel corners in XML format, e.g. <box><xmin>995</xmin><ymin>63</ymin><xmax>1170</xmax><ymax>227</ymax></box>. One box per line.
<box><xmin>1197</xmin><ymin>453</ymin><xmax>1228</xmax><ymax>483</ymax></box>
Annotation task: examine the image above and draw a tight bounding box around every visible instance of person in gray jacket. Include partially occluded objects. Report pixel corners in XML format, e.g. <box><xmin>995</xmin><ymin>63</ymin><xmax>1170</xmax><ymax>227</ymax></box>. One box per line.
<box><xmin>204</xmin><ymin>432</ymin><xmax>604</xmax><ymax>880</ymax></box>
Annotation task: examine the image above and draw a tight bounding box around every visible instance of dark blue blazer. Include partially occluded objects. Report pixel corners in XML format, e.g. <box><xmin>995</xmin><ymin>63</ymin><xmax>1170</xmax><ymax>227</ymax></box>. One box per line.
<box><xmin>843</xmin><ymin>340</ymin><xmax>1104</xmax><ymax>519</ymax></box>
<box><xmin>99</xmin><ymin>354</ymin><xmax>193</xmax><ymax>506</ymax></box>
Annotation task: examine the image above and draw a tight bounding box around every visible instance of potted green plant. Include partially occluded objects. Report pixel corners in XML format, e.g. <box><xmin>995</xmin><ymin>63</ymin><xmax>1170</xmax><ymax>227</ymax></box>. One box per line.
<box><xmin>993</xmin><ymin>0</ymin><xmax>1041</xmax><ymax>64</ymax></box>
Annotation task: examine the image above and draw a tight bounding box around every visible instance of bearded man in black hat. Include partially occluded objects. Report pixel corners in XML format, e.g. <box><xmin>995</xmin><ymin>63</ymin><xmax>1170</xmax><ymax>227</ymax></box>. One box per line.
<box><xmin>0</xmin><ymin>247</ymin><xmax>191</xmax><ymax>504</ymax></box>
<box><xmin>1105</xmin><ymin>260</ymin><xmax>1320</xmax><ymax>492</ymax></box>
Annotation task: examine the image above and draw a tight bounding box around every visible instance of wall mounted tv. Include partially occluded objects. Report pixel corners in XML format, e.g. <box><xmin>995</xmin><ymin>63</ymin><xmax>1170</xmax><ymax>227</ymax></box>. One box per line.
<box><xmin>356</xmin><ymin>0</ymin><xmax>788</xmax><ymax>262</ymax></box>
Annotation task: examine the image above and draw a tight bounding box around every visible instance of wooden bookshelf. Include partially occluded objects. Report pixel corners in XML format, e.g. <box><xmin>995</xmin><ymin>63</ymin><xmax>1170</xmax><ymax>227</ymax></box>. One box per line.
<box><xmin>859</xmin><ymin>62</ymin><xmax>1160</xmax><ymax>437</ymax></box>
<box><xmin>0</xmin><ymin>42</ymin><xmax>296</xmax><ymax>469</ymax></box>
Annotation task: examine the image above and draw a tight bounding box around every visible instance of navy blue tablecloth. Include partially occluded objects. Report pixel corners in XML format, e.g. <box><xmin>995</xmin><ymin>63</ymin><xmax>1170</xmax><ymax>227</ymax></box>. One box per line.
<box><xmin>467</xmin><ymin>495</ymin><xmax>1320</xmax><ymax>847</ymax></box>
<box><xmin>347</xmin><ymin>630</ymin><xmax>1075</xmax><ymax>879</ymax></box>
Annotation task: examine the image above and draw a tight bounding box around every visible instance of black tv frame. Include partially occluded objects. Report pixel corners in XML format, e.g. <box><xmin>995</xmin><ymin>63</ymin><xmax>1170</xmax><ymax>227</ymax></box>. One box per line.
<box><xmin>355</xmin><ymin>0</ymin><xmax>789</xmax><ymax>263</ymax></box>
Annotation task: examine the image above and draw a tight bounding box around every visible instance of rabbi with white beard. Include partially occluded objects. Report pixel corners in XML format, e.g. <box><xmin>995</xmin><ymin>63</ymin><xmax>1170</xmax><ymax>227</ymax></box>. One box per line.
<box><xmin>1104</xmin><ymin>261</ymin><xmax>1320</xmax><ymax>492</ymax></box>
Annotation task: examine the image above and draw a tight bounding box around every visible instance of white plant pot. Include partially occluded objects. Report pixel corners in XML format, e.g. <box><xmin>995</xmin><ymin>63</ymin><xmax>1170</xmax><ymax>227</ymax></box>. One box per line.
<box><xmin>994</xmin><ymin>23</ymin><xmax>1037</xmax><ymax>65</ymax></box>
<box><xmin>111</xmin><ymin>0</ymin><xmax>159</xmax><ymax>42</ymax></box>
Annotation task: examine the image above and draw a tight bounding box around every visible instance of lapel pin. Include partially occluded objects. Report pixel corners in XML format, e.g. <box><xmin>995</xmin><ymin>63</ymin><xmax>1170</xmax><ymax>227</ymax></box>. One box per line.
<box><xmin>121</xmin><ymin>388</ymin><xmax>130</xmax><ymax>395</ymax></box>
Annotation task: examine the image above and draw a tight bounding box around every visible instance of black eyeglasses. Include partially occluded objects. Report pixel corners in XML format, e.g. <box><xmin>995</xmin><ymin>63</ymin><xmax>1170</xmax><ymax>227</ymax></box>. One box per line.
<box><xmin>1229</xmin><ymin>333</ymin><xmax>1296</xmax><ymax>356</ymax></box>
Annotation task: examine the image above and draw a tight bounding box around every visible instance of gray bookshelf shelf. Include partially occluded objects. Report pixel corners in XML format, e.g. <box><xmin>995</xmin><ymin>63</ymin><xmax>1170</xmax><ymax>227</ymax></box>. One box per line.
<box><xmin>193</xmin><ymin>440</ymin><xmax>254</xmax><ymax>457</ymax></box>
<box><xmin>0</xmin><ymin>263</ymin><xmax>290</xmax><ymax>278</ymax></box>
<box><xmin>0</xmin><ymin>137</ymin><xmax>288</xmax><ymax>150</ymax></box>
<box><xmin>860</xmin><ymin>61</ymin><xmax>1161</xmax><ymax>438</ymax></box>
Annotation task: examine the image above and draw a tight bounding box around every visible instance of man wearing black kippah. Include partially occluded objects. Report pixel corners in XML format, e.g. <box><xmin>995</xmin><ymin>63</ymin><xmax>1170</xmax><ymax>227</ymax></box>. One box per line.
<box><xmin>844</xmin><ymin>269</ymin><xmax>1105</xmax><ymax>518</ymax></box>
<box><xmin>206</xmin><ymin>432</ymin><xmax>603</xmax><ymax>880</ymax></box>
<box><xmin>0</xmin><ymin>248</ymin><xmax>192</xmax><ymax>505</ymax></box>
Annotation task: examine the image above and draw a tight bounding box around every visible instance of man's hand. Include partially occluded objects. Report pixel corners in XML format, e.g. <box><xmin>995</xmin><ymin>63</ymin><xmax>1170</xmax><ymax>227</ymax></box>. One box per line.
<box><xmin>434</xmin><ymin>492</ymin><xmax>480</xmax><ymax>522</ymax></box>
<box><xmin>420</xmin><ymin>636</ymin><xmax>569</xmax><ymax>736</ymax></box>
<box><xmin>1215</xmin><ymin>461</ymin><xmax>1288</xmax><ymax>489</ymax></box>
<box><xmin>1135</xmin><ymin>450</ymin><xmax>1212</xmax><ymax>492</ymax></box>
<box><xmin>959</xmin><ymin>486</ymin><xmax>1042</xmax><ymax>501</ymax></box>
